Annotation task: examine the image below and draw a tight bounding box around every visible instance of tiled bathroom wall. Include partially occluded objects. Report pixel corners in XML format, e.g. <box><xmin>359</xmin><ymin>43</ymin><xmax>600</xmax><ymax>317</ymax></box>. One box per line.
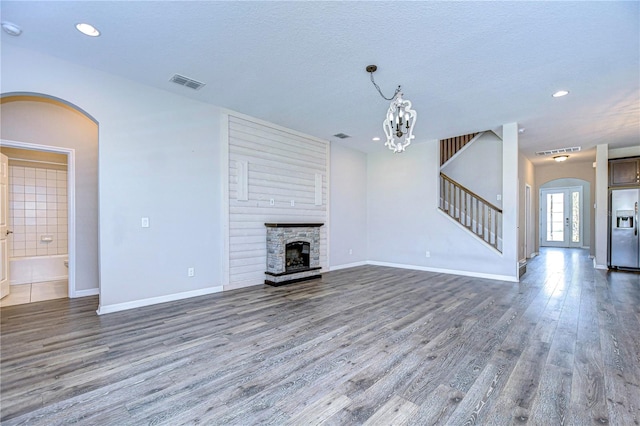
<box><xmin>8</xmin><ymin>166</ymin><xmax>68</xmax><ymax>257</ymax></box>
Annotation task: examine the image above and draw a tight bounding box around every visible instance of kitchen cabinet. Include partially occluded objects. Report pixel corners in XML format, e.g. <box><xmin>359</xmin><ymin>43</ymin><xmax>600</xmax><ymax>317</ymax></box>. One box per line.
<box><xmin>609</xmin><ymin>157</ymin><xmax>640</xmax><ymax>187</ymax></box>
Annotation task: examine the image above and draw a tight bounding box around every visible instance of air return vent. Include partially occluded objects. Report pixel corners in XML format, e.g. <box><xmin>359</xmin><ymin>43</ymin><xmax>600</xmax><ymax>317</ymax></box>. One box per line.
<box><xmin>170</xmin><ymin>74</ymin><xmax>206</xmax><ymax>90</ymax></box>
<box><xmin>535</xmin><ymin>146</ymin><xmax>581</xmax><ymax>156</ymax></box>
<box><xmin>333</xmin><ymin>133</ymin><xmax>351</xmax><ymax>139</ymax></box>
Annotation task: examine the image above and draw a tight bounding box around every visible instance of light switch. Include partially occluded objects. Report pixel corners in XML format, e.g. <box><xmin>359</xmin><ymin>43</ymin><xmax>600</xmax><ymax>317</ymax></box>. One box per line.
<box><xmin>141</xmin><ymin>217</ymin><xmax>150</xmax><ymax>228</ymax></box>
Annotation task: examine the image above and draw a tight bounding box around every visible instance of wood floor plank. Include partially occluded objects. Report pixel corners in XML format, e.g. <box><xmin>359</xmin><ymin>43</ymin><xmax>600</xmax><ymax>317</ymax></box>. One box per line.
<box><xmin>568</xmin><ymin>268</ymin><xmax>610</xmax><ymax>424</ymax></box>
<box><xmin>2</xmin><ymin>247</ymin><xmax>639</xmax><ymax>425</ymax></box>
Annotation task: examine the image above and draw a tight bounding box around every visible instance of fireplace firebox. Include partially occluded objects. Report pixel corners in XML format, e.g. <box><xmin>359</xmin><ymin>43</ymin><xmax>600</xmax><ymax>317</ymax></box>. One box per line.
<box><xmin>286</xmin><ymin>241</ymin><xmax>310</xmax><ymax>272</ymax></box>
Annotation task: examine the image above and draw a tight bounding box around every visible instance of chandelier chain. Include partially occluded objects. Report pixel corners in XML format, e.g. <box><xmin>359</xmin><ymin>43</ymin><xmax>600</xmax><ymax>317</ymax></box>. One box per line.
<box><xmin>369</xmin><ymin>71</ymin><xmax>401</xmax><ymax>101</ymax></box>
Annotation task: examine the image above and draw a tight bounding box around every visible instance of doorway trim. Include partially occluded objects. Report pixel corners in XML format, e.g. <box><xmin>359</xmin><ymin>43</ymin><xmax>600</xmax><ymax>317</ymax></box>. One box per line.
<box><xmin>0</xmin><ymin>139</ymin><xmax>77</xmax><ymax>298</ymax></box>
<box><xmin>524</xmin><ymin>183</ymin><xmax>533</xmax><ymax>258</ymax></box>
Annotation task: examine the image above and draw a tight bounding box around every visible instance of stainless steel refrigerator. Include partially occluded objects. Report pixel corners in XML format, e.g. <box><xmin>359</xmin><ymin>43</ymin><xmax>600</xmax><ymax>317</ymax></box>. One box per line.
<box><xmin>609</xmin><ymin>188</ymin><xmax>640</xmax><ymax>269</ymax></box>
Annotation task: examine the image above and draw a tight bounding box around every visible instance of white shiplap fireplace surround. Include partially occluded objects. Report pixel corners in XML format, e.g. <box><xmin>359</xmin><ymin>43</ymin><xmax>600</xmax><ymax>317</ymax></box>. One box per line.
<box><xmin>265</xmin><ymin>223</ymin><xmax>323</xmax><ymax>286</ymax></box>
<box><xmin>226</xmin><ymin>114</ymin><xmax>328</xmax><ymax>290</ymax></box>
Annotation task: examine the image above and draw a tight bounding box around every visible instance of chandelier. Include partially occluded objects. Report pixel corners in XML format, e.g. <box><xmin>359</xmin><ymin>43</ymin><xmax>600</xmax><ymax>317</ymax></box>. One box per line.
<box><xmin>366</xmin><ymin>65</ymin><xmax>417</xmax><ymax>153</ymax></box>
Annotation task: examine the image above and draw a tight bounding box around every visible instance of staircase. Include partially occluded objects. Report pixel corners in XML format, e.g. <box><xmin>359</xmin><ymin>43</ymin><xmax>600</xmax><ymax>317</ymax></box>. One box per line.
<box><xmin>440</xmin><ymin>132</ymin><xmax>479</xmax><ymax>166</ymax></box>
<box><xmin>439</xmin><ymin>173</ymin><xmax>503</xmax><ymax>252</ymax></box>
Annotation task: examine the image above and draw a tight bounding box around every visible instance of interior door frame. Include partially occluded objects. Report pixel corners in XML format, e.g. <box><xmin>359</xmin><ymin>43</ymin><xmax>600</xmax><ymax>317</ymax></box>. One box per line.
<box><xmin>524</xmin><ymin>183</ymin><xmax>533</xmax><ymax>258</ymax></box>
<box><xmin>1</xmin><ymin>153</ymin><xmax>9</xmax><ymax>298</ymax></box>
<box><xmin>540</xmin><ymin>185</ymin><xmax>584</xmax><ymax>248</ymax></box>
<box><xmin>0</xmin><ymin>139</ymin><xmax>76</xmax><ymax>297</ymax></box>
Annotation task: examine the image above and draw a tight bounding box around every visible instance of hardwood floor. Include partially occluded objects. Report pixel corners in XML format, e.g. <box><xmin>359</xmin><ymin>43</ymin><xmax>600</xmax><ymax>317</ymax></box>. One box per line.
<box><xmin>1</xmin><ymin>248</ymin><xmax>639</xmax><ymax>425</ymax></box>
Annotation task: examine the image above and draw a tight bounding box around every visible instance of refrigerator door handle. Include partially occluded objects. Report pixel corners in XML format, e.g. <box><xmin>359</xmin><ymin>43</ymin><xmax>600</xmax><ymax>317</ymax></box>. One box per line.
<box><xmin>636</xmin><ymin>202</ymin><xmax>638</xmax><ymax>236</ymax></box>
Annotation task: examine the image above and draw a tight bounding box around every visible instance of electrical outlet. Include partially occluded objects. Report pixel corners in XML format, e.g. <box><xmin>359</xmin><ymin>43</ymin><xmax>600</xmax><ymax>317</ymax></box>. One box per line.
<box><xmin>497</xmin><ymin>194</ymin><xmax>502</xmax><ymax>201</ymax></box>
<box><xmin>349</xmin><ymin>249</ymin><xmax>353</xmax><ymax>255</ymax></box>
<box><xmin>425</xmin><ymin>251</ymin><xmax>431</xmax><ymax>258</ymax></box>
<box><xmin>290</xmin><ymin>200</ymin><xmax>295</xmax><ymax>207</ymax></box>
<box><xmin>188</xmin><ymin>267</ymin><xmax>195</xmax><ymax>277</ymax></box>
<box><xmin>141</xmin><ymin>217</ymin><xmax>149</xmax><ymax>228</ymax></box>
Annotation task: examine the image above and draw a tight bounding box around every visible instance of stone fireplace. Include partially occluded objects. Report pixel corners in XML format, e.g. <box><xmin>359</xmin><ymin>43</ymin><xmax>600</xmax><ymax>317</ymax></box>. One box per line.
<box><xmin>265</xmin><ymin>223</ymin><xmax>323</xmax><ymax>286</ymax></box>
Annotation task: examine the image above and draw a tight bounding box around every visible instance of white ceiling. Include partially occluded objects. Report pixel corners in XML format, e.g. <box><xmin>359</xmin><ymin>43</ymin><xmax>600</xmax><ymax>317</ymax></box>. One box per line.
<box><xmin>1</xmin><ymin>1</ymin><xmax>638</xmax><ymax>165</ymax></box>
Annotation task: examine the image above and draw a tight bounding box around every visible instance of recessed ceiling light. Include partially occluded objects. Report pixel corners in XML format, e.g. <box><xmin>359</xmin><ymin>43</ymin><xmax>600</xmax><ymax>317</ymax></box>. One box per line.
<box><xmin>1</xmin><ymin>21</ymin><xmax>22</xmax><ymax>36</ymax></box>
<box><xmin>372</xmin><ymin>137</ymin><xmax>381</xmax><ymax>141</ymax></box>
<box><xmin>552</xmin><ymin>90</ymin><xmax>569</xmax><ymax>98</ymax></box>
<box><xmin>554</xmin><ymin>155</ymin><xmax>569</xmax><ymax>162</ymax></box>
<box><xmin>76</xmin><ymin>23</ymin><xmax>100</xmax><ymax>37</ymax></box>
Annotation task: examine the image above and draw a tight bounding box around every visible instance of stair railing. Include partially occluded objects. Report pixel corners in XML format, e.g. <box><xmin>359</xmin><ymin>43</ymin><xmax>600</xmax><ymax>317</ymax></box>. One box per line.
<box><xmin>439</xmin><ymin>173</ymin><xmax>502</xmax><ymax>252</ymax></box>
<box><xmin>440</xmin><ymin>132</ymin><xmax>479</xmax><ymax>166</ymax></box>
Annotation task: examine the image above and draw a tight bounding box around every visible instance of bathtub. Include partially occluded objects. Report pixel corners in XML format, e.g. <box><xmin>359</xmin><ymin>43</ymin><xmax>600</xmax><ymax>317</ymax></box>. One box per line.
<box><xmin>9</xmin><ymin>254</ymin><xmax>69</xmax><ymax>285</ymax></box>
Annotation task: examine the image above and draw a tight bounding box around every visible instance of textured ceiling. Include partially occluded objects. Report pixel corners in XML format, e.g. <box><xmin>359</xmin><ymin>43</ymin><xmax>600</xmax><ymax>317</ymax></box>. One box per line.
<box><xmin>1</xmin><ymin>1</ymin><xmax>638</xmax><ymax>165</ymax></box>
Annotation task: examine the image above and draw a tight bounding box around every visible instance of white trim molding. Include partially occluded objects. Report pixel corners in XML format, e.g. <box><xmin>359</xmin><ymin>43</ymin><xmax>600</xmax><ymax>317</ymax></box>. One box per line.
<box><xmin>96</xmin><ymin>286</ymin><xmax>223</xmax><ymax>315</ymax></box>
<box><xmin>74</xmin><ymin>288</ymin><xmax>99</xmax><ymax>298</ymax></box>
<box><xmin>367</xmin><ymin>261</ymin><xmax>519</xmax><ymax>283</ymax></box>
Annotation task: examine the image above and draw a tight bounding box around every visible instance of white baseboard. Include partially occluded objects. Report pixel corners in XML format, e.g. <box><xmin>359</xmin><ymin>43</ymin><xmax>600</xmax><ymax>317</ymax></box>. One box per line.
<box><xmin>96</xmin><ymin>286</ymin><xmax>223</xmax><ymax>315</ymax></box>
<box><xmin>329</xmin><ymin>261</ymin><xmax>367</xmax><ymax>271</ymax></box>
<box><xmin>593</xmin><ymin>258</ymin><xmax>608</xmax><ymax>270</ymax></box>
<box><xmin>73</xmin><ymin>288</ymin><xmax>99</xmax><ymax>298</ymax></box>
<box><xmin>367</xmin><ymin>261</ymin><xmax>519</xmax><ymax>283</ymax></box>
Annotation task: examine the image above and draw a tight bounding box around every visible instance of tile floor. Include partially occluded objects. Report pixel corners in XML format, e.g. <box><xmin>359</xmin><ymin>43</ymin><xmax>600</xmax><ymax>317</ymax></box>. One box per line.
<box><xmin>0</xmin><ymin>280</ymin><xmax>68</xmax><ymax>307</ymax></box>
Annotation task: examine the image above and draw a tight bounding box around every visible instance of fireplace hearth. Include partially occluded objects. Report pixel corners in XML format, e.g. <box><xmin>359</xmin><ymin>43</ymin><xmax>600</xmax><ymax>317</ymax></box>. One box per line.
<box><xmin>265</xmin><ymin>223</ymin><xmax>323</xmax><ymax>286</ymax></box>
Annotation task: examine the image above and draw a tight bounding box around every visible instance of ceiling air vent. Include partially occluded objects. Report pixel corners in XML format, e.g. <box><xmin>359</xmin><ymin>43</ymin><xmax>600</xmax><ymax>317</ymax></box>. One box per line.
<box><xmin>535</xmin><ymin>146</ymin><xmax>581</xmax><ymax>156</ymax></box>
<box><xmin>170</xmin><ymin>74</ymin><xmax>206</xmax><ymax>90</ymax></box>
<box><xmin>333</xmin><ymin>133</ymin><xmax>351</xmax><ymax>139</ymax></box>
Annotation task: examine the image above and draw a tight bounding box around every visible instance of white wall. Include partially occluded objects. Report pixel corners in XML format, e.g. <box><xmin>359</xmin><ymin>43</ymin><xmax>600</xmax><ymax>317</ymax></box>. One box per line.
<box><xmin>367</xmin><ymin>124</ymin><xmax>518</xmax><ymax>281</ymax></box>
<box><xmin>441</xmin><ymin>131</ymin><xmax>503</xmax><ymax>208</ymax></box>
<box><xmin>1</xmin><ymin>45</ymin><xmax>225</xmax><ymax>312</ymax></box>
<box><xmin>329</xmin><ymin>143</ymin><xmax>367</xmax><ymax>269</ymax></box>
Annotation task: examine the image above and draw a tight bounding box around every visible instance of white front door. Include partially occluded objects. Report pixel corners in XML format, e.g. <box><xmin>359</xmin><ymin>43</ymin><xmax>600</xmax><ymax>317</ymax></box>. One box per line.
<box><xmin>0</xmin><ymin>153</ymin><xmax>10</xmax><ymax>299</ymax></box>
<box><xmin>540</xmin><ymin>186</ymin><xmax>583</xmax><ymax>248</ymax></box>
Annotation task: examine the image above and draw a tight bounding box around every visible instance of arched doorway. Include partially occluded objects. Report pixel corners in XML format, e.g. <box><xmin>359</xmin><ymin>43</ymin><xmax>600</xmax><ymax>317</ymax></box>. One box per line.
<box><xmin>539</xmin><ymin>178</ymin><xmax>591</xmax><ymax>249</ymax></box>
<box><xmin>0</xmin><ymin>94</ymin><xmax>99</xmax><ymax>305</ymax></box>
